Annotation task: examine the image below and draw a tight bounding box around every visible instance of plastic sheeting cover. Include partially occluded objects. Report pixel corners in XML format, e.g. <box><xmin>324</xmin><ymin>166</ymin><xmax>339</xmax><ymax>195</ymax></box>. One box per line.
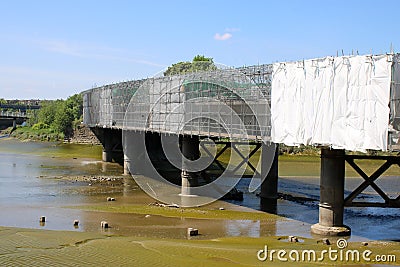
<box><xmin>271</xmin><ymin>55</ymin><xmax>392</xmax><ymax>151</ymax></box>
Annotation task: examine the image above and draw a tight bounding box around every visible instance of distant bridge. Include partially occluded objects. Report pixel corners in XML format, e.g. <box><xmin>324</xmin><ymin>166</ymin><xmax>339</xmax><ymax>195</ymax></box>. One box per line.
<box><xmin>0</xmin><ymin>111</ymin><xmax>30</xmax><ymax>119</ymax></box>
<box><xmin>0</xmin><ymin>104</ymin><xmax>41</xmax><ymax>112</ymax></box>
<box><xmin>82</xmin><ymin>54</ymin><xmax>400</xmax><ymax>236</ymax></box>
<box><xmin>0</xmin><ymin>111</ymin><xmax>29</xmax><ymax>131</ymax></box>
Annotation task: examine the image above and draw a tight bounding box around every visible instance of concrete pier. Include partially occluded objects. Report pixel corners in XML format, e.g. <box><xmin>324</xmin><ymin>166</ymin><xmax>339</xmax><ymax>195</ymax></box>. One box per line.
<box><xmin>180</xmin><ymin>135</ymin><xmax>200</xmax><ymax>196</ymax></box>
<box><xmin>260</xmin><ymin>143</ymin><xmax>279</xmax><ymax>213</ymax></box>
<box><xmin>102</xmin><ymin>129</ymin><xmax>113</xmax><ymax>162</ymax></box>
<box><xmin>311</xmin><ymin>148</ymin><xmax>351</xmax><ymax>236</ymax></box>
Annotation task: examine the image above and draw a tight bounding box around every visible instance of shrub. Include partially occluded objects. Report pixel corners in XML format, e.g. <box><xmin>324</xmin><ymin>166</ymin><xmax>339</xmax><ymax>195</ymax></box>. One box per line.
<box><xmin>32</xmin><ymin>122</ymin><xmax>49</xmax><ymax>130</ymax></box>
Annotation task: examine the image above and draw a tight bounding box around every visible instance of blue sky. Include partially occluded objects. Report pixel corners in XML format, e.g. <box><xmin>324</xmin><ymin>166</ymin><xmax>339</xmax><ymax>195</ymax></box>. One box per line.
<box><xmin>1</xmin><ymin>0</ymin><xmax>400</xmax><ymax>99</ymax></box>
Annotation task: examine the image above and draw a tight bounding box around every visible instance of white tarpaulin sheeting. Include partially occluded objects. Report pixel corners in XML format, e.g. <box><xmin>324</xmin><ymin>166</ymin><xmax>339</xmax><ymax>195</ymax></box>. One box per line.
<box><xmin>271</xmin><ymin>55</ymin><xmax>393</xmax><ymax>151</ymax></box>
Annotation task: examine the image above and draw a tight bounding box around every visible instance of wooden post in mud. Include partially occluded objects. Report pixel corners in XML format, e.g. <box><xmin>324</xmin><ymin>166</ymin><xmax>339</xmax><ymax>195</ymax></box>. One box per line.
<box><xmin>180</xmin><ymin>135</ymin><xmax>200</xmax><ymax>197</ymax></box>
<box><xmin>102</xmin><ymin>129</ymin><xmax>113</xmax><ymax>162</ymax></box>
<box><xmin>311</xmin><ymin>148</ymin><xmax>351</xmax><ymax>236</ymax></box>
<box><xmin>260</xmin><ymin>143</ymin><xmax>279</xmax><ymax>214</ymax></box>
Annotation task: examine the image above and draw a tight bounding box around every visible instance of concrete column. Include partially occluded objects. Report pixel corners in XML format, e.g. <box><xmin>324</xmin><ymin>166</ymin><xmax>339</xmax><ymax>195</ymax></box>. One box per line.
<box><xmin>12</xmin><ymin>119</ymin><xmax>17</xmax><ymax>130</ymax></box>
<box><xmin>102</xmin><ymin>129</ymin><xmax>113</xmax><ymax>162</ymax></box>
<box><xmin>260</xmin><ymin>143</ymin><xmax>279</xmax><ymax>214</ymax></box>
<box><xmin>180</xmin><ymin>135</ymin><xmax>200</xmax><ymax>196</ymax></box>
<box><xmin>123</xmin><ymin>154</ymin><xmax>131</xmax><ymax>175</ymax></box>
<box><xmin>311</xmin><ymin>148</ymin><xmax>351</xmax><ymax>236</ymax></box>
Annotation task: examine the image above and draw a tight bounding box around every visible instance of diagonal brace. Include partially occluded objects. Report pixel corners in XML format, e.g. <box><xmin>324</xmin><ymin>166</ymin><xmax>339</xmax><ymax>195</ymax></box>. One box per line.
<box><xmin>231</xmin><ymin>143</ymin><xmax>261</xmax><ymax>176</ymax></box>
<box><xmin>344</xmin><ymin>159</ymin><xmax>392</xmax><ymax>205</ymax></box>
<box><xmin>200</xmin><ymin>141</ymin><xmax>228</xmax><ymax>171</ymax></box>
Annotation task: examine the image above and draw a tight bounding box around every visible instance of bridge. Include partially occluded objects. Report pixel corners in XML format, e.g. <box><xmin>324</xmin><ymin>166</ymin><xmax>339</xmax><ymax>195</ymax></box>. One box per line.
<box><xmin>0</xmin><ymin>111</ymin><xmax>30</xmax><ymax>131</ymax></box>
<box><xmin>82</xmin><ymin>53</ymin><xmax>400</xmax><ymax>236</ymax></box>
<box><xmin>0</xmin><ymin>104</ymin><xmax>41</xmax><ymax>112</ymax></box>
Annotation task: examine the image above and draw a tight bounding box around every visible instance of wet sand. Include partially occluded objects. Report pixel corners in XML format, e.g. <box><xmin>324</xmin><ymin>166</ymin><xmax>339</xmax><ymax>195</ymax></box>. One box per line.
<box><xmin>1</xmin><ymin>226</ymin><xmax>399</xmax><ymax>266</ymax></box>
<box><xmin>0</xmin><ymin>139</ymin><xmax>399</xmax><ymax>266</ymax></box>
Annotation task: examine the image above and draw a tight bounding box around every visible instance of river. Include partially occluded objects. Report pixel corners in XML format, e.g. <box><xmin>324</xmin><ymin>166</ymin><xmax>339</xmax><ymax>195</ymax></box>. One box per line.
<box><xmin>0</xmin><ymin>138</ymin><xmax>399</xmax><ymax>242</ymax></box>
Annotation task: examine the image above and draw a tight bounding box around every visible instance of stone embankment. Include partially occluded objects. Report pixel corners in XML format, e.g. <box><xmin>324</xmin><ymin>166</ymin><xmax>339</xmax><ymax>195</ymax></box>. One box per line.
<box><xmin>66</xmin><ymin>125</ymin><xmax>101</xmax><ymax>145</ymax></box>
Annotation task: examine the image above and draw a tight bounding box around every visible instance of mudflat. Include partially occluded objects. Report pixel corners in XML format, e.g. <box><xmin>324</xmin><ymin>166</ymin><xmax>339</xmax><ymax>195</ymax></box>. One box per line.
<box><xmin>0</xmin><ymin>139</ymin><xmax>399</xmax><ymax>266</ymax></box>
<box><xmin>1</xmin><ymin>226</ymin><xmax>399</xmax><ymax>266</ymax></box>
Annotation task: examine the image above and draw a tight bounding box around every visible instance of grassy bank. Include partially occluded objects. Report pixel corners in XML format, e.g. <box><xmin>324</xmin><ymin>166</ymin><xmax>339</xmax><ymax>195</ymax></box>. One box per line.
<box><xmin>279</xmin><ymin>154</ymin><xmax>400</xmax><ymax>177</ymax></box>
<box><xmin>214</xmin><ymin>145</ymin><xmax>399</xmax><ymax>178</ymax></box>
<box><xmin>7</xmin><ymin>126</ymin><xmax>64</xmax><ymax>142</ymax></box>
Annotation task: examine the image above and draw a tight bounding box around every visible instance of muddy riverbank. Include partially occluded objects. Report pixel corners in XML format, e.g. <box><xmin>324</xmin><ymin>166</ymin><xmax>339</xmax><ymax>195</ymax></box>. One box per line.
<box><xmin>1</xmin><ymin>225</ymin><xmax>399</xmax><ymax>266</ymax></box>
<box><xmin>0</xmin><ymin>138</ymin><xmax>399</xmax><ymax>265</ymax></box>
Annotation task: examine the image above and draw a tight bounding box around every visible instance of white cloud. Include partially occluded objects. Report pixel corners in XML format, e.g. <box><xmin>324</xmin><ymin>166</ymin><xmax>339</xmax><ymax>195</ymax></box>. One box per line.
<box><xmin>214</xmin><ymin>33</ymin><xmax>232</xmax><ymax>41</ymax></box>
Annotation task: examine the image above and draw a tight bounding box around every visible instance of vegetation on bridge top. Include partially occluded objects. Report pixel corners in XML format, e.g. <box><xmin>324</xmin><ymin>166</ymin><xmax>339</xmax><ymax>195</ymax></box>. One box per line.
<box><xmin>163</xmin><ymin>55</ymin><xmax>217</xmax><ymax>76</ymax></box>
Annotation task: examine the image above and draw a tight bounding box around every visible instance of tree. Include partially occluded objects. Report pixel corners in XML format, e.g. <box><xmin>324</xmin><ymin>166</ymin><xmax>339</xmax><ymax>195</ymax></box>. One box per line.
<box><xmin>163</xmin><ymin>61</ymin><xmax>192</xmax><ymax>76</ymax></box>
<box><xmin>191</xmin><ymin>55</ymin><xmax>217</xmax><ymax>72</ymax></box>
<box><xmin>32</xmin><ymin>94</ymin><xmax>83</xmax><ymax>135</ymax></box>
<box><xmin>37</xmin><ymin>101</ymin><xmax>58</xmax><ymax>126</ymax></box>
<box><xmin>65</xmin><ymin>94</ymin><xmax>83</xmax><ymax>120</ymax></box>
<box><xmin>192</xmin><ymin>55</ymin><xmax>212</xmax><ymax>62</ymax></box>
<box><xmin>163</xmin><ymin>55</ymin><xmax>217</xmax><ymax>76</ymax></box>
<box><xmin>53</xmin><ymin>101</ymin><xmax>74</xmax><ymax>134</ymax></box>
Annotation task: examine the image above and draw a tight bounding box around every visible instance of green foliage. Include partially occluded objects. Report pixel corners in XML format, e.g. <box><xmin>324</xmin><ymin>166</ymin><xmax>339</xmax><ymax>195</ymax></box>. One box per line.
<box><xmin>164</xmin><ymin>55</ymin><xmax>217</xmax><ymax>76</ymax></box>
<box><xmin>53</xmin><ymin>101</ymin><xmax>74</xmax><ymax>134</ymax></box>
<box><xmin>26</xmin><ymin>110</ymin><xmax>38</xmax><ymax>126</ymax></box>
<box><xmin>0</xmin><ymin>98</ymin><xmax>6</xmax><ymax>105</ymax></box>
<box><xmin>192</xmin><ymin>55</ymin><xmax>211</xmax><ymax>62</ymax></box>
<box><xmin>11</xmin><ymin>125</ymin><xmax>63</xmax><ymax>142</ymax></box>
<box><xmin>33</xmin><ymin>94</ymin><xmax>83</xmax><ymax>137</ymax></box>
<box><xmin>163</xmin><ymin>61</ymin><xmax>192</xmax><ymax>76</ymax></box>
<box><xmin>65</xmin><ymin>93</ymin><xmax>83</xmax><ymax>120</ymax></box>
<box><xmin>37</xmin><ymin>100</ymin><xmax>59</xmax><ymax>126</ymax></box>
<box><xmin>32</xmin><ymin>122</ymin><xmax>49</xmax><ymax>130</ymax></box>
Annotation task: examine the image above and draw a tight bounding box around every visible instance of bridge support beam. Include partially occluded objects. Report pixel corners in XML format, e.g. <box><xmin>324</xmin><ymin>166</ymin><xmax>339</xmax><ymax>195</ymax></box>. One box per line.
<box><xmin>260</xmin><ymin>143</ymin><xmax>279</xmax><ymax>214</ymax></box>
<box><xmin>311</xmin><ymin>148</ymin><xmax>351</xmax><ymax>236</ymax></box>
<box><xmin>180</xmin><ymin>135</ymin><xmax>200</xmax><ymax>197</ymax></box>
<box><xmin>102</xmin><ymin>129</ymin><xmax>113</xmax><ymax>162</ymax></box>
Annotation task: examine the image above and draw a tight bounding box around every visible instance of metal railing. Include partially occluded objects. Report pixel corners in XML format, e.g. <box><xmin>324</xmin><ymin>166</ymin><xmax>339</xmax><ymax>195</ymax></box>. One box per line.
<box><xmin>0</xmin><ymin>111</ymin><xmax>29</xmax><ymax>119</ymax></box>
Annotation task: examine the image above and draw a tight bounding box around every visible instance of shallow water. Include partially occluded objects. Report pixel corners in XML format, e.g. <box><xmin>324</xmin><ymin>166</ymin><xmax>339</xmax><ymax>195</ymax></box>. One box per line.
<box><xmin>0</xmin><ymin>139</ymin><xmax>285</xmax><ymax>240</ymax></box>
<box><xmin>237</xmin><ymin>176</ymin><xmax>400</xmax><ymax>241</ymax></box>
<box><xmin>0</xmin><ymin>138</ymin><xmax>399</xmax><ymax>242</ymax></box>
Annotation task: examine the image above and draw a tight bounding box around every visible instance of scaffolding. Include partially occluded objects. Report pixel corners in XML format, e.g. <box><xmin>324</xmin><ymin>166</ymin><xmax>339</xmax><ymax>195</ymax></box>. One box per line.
<box><xmin>83</xmin><ymin>79</ymin><xmax>145</xmax><ymax>127</ymax></box>
<box><xmin>390</xmin><ymin>54</ymin><xmax>400</xmax><ymax>150</ymax></box>
<box><xmin>82</xmin><ymin>56</ymin><xmax>400</xmax><ymax>151</ymax></box>
<box><xmin>83</xmin><ymin>65</ymin><xmax>272</xmax><ymax>141</ymax></box>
